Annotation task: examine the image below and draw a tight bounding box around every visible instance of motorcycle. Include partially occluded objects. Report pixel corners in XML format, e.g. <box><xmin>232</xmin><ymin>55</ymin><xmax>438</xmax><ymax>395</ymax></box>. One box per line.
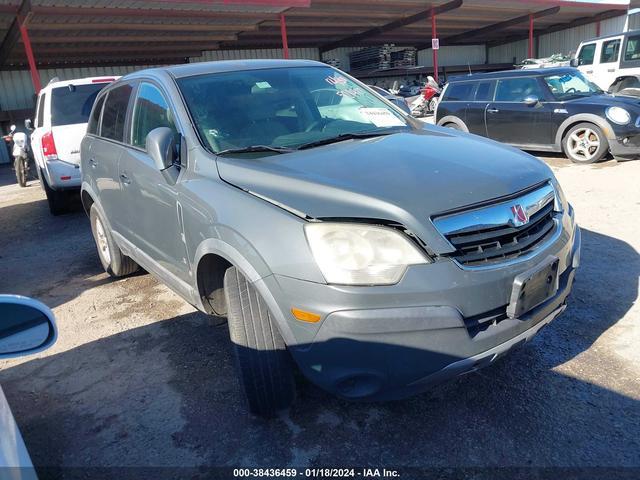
<box><xmin>3</xmin><ymin>125</ymin><xmax>30</xmax><ymax>187</ymax></box>
<box><xmin>409</xmin><ymin>76</ymin><xmax>442</xmax><ymax>117</ymax></box>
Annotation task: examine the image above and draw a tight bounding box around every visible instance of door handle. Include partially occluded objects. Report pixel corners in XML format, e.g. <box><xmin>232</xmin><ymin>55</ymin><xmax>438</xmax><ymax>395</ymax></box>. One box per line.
<box><xmin>607</xmin><ymin>68</ymin><xmax>615</xmax><ymax>72</ymax></box>
<box><xmin>120</xmin><ymin>173</ymin><xmax>131</xmax><ymax>185</ymax></box>
<box><xmin>586</xmin><ymin>70</ymin><xmax>593</xmax><ymax>74</ymax></box>
<box><xmin>487</xmin><ymin>108</ymin><xmax>499</xmax><ymax>114</ymax></box>
<box><xmin>88</xmin><ymin>158</ymin><xmax>97</xmax><ymax>168</ymax></box>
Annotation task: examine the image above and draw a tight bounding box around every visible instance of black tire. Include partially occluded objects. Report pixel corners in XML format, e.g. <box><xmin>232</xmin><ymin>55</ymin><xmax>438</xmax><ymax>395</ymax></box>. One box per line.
<box><xmin>14</xmin><ymin>157</ymin><xmax>26</xmax><ymax>187</ymax></box>
<box><xmin>89</xmin><ymin>205</ymin><xmax>139</xmax><ymax>278</ymax></box>
<box><xmin>562</xmin><ymin>122</ymin><xmax>609</xmax><ymax>164</ymax></box>
<box><xmin>41</xmin><ymin>173</ymin><xmax>67</xmax><ymax>216</ymax></box>
<box><xmin>224</xmin><ymin>266</ymin><xmax>295</xmax><ymax>417</ymax></box>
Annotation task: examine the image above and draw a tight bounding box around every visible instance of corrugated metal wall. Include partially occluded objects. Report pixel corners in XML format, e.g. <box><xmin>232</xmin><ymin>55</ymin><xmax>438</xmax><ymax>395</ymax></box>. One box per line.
<box><xmin>192</xmin><ymin>48</ymin><xmax>320</xmax><ymax>62</ymax></box>
<box><xmin>490</xmin><ymin>14</ymin><xmax>628</xmax><ymax>64</ymax></box>
<box><xmin>0</xmin><ymin>64</ymin><xmax>163</xmax><ymax>111</ymax></box>
<box><xmin>417</xmin><ymin>44</ymin><xmax>486</xmax><ymax>67</ymax></box>
<box><xmin>629</xmin><ymin>11</ymin><xmax>640</xmax><ymax>30</ymax></box>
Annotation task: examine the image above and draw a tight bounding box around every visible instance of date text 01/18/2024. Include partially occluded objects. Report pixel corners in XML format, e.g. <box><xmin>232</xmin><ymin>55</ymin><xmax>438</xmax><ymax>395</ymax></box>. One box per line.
<box><xmin>233</xmin><ymin>468</ymin><xmax>401</xmax><ymax>478</ymax></box>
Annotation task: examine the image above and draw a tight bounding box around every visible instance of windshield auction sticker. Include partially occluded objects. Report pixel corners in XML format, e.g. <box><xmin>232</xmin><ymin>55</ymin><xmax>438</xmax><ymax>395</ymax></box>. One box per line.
<box><xmin>359</xmin><ymin>108</ymin><xmax>405</xmax><ymax>127</ymax></box>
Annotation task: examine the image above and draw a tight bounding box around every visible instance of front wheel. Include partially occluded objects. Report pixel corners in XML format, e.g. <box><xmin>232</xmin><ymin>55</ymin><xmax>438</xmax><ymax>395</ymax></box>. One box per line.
<box><xmin>14</xmin><ymin>157</ymin><xmax>26</xmax><ymax>187</ymax></box>
<box><xmin>563</xmin><ymin>123</ymin><xmax>608</xmax><ymax>164</ymax></box>
<box><xmin>224</xmin><ymin>266</ymin><xmax>296</xmax><ymax>417</ymax></box>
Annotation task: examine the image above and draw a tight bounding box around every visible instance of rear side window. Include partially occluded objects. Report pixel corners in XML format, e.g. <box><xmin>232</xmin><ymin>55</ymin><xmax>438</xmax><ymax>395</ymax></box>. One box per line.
<box><xmin>131</xmin><ymin>83</ymin><xmax>178</xmax><ymax>148</ymax></box>
<box><xmin>50</xmin><ymin>83</ymin><xmax>107</xmax><ymax>127</ymax></box>
<box><xmin>624</xmin><ymin>35</ymin><xmax>640</xmax><ymax>61</ymax></box>
<box><xmin>100</xmin><ymin>84</ymin><xmax>133</xmax><ymax>142</ymax></box>
<box><xmin>577</xmin><ymin>43</ymin><xmax>596</xmax><ymax>66</ymax></box>
<box><xmin>495</xmin><ymin>77</ymin><xmax>544</xmax><ymax>102</ymax></box>
<box><xmin>87</xmin><ymin>95</ymin><xmax>105</xmax><ymax>135</ymax></box>
<box><xmin>444</xmin><ymin>83</ymin><xmax>474</xmax><ymax>101</ymax></box>
<box><xmin>474</xmin><ymin>81</ymin><xmax>495</xmax><ymax>101</ymax></box>
<box><xmin>35</xmin><ymin>93</ymin><xmax>46</xmax><ymax>128</ymax></box>
<box><xmin>600</xmin><ymin>39</ymin><xmax>621</xmax><ymax>63</ymax></box>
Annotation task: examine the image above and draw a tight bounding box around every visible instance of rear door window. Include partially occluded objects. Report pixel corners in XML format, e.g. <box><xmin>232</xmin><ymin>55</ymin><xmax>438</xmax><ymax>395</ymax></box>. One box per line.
<box><xmin>100</xmin><ymin>84</ymin><xmax>134</xmax><ymax>142</ymax></box>
<box><xmin>624</xmin><ymin>34</ymin><xmax>640</xmax><ymax>62</ymax></box>
<box><xmin>35</xmin><ymin>93</ymin><xmax>46</xmax><ymax>128</ymax></box>
<box><xmin>444</xmin><ymin>83</ymin><xmax>474</xmax><ymax>101</ymax></box>
<box><xmin>474</xmin><ymin>81</ymin><xmax>495</xmax><ymax>101</ymax></box>
<box><xmin>130</xmin><ymin>83</ymin><xmax>178</xmax><ymax>148</ymax></box>
<box><xmin>495</xmin><ymin>77</ymin><xmax>544</xmax><ymax>102</ymax></box>
<box><xmin>577</xmin><ymin>43</ymin><xmax>596</xmax><ymax>66</ymax></box>
<box><xmin>600</xmin><ymin>39</ymin><xmax>621</xmax><ymax>64</ymax></box>
<box><xmin>50</xmin><ymin>83</ymin><xmax>108</xmax><ymax>127</ymax></box>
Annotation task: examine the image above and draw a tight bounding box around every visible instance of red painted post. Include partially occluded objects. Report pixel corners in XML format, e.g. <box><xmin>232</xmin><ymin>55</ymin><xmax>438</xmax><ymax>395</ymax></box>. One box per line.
<box><xmin>528</xmin><ymin>13</ymin><xmax>534</xmax><ymax>58</ymax></box>
<box><xmin>280</xmin><ymin>13</ymin><xmax>289</xmax><ymax>59</ymax></box>
<box><xmin>18</xmin><ymin>19</ymin><xmax>41</xmax><ymax>93</ymax></box>
<box><xmin>431</xmin><ymin>7</ymin><xmax>438</xmax><ymax>83</ymax></box>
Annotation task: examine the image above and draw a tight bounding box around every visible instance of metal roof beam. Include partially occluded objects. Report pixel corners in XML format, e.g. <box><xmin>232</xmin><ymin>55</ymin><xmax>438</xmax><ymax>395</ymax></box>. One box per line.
<box><xmin>487</xmin><ymin>9</ymin><xmax>625</xmax><ymax>48</ymax></box>
<box><xmin>27</xmin><ymin>23</ymin><xmax>258</xmax><ymax>32</ymax></box>
<box><xmin>414</xmin><ymin>6</ymin><xmax>560</xmax><ymax>49</ymax></box>
<box><xmin>0</xmin><ymin>0</ymin><xmax>31</xmax><ymax>66</ymax></box>
<box><xmin>318</xmin><ymin>0</ymin><xmax>463</xmax><ymax>53</ymax></box>
<box><xmin>25</xmin><ymin>34</ymin><xmax>237</xmax><ymax>43</ymax></box>
<box><xmin>30</xmin><ymin>6</ymin><xmax>275</xmax><ymax>20</ymax></box>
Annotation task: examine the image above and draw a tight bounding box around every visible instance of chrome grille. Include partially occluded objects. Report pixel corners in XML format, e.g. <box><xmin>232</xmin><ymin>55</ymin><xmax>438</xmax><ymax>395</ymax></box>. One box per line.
<box><xmin>433</xmin><ymin>183</ymin><xmax>558</xmax><ymax>267</ymax></box>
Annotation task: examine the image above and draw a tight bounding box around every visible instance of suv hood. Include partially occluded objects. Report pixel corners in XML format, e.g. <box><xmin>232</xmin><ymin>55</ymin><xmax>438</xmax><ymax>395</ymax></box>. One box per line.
<box><xmin>216</xmin><ymin>128</ymin><xmax>552</xmax><ymax>252</ymax></box>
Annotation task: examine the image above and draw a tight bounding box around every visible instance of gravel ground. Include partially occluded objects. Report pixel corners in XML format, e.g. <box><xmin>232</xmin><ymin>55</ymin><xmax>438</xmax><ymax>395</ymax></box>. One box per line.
<box><xmin>0</xmin><ymin>155</ymin><xmax>638</xmax><ymax>478</ymax></box>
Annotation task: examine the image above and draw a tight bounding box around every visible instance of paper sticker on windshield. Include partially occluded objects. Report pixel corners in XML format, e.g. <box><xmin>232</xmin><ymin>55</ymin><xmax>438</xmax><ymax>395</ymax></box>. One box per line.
<box><xmin>325</xmin><ymin>75</ymin><xmax>348</xmax><ymax>86</ymax></box>
<box><xmin>255</xmin><ymin>81</ymin><xmax>272</xmax><ymax>89</ymax></box>
<box><xmin>359</xmin><ymin>108</ymin><xmax>405</xmax><ymax>127</ymax></box>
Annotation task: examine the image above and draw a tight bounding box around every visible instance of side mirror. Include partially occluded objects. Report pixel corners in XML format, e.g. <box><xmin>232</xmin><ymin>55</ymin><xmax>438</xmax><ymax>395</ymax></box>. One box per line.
<box><xmin>146</xmin><ymin>127</ymin><xmax>179</xmax><ymax>184</ymax></box>
<box><xmin>24</xmin><ymin>119</ymin><xmax>33</xmax><ymax>131</ymax></box>
<box><xmin>569</xmin><ymin>58</ymin><xmax>579</xmax><ymax>68</ymax></box>
<box><xmin>9</xmin><ymin>124</ymin><xmax>16</xmax><ymax>134</ymax></box>
<box><xmin>0</xmin><ymin>295</ymin><xmax>57</xmax><ymax>359</ymax></box>
<box><xmin>524</xmin><ymin>95</ymin><xmax>540</xmax><ymax>106</ymax></box>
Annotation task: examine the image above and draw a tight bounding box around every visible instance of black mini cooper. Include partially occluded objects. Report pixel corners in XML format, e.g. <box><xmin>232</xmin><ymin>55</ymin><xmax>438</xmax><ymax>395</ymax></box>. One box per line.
<box><xmin>435</xmin><ymin>67</ymin><xmax>640</xmax><ymax>163</ymax></box>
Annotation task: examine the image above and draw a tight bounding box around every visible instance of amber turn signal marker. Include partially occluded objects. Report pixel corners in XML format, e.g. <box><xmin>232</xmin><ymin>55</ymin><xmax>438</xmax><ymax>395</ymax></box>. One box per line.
<box><xmin>291</xmin><ymin>307</ymin><xmax>321</xmax><ymax>323</ymax></box>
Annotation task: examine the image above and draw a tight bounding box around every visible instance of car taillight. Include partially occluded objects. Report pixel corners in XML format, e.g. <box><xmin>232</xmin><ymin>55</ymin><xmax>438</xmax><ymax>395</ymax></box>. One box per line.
<box><xmin>41</xmin><ymin>131</ymin><xmax>58</xmax><ymax>161</ymax></box>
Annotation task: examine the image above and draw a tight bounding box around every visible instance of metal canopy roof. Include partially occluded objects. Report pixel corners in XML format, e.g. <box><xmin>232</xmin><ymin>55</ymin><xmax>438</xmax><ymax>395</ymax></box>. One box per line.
<box><xmin>0</xmin><ymin>0</ymin><xmax>629</xmax><ymax>69</ymax></box>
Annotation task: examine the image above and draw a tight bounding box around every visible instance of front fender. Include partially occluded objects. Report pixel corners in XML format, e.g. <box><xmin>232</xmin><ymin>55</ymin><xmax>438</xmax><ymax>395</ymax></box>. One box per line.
<box><xmin>554</xmin><ymin>114</ymin><xmax>616</xmax><ymax>147</ymax></box>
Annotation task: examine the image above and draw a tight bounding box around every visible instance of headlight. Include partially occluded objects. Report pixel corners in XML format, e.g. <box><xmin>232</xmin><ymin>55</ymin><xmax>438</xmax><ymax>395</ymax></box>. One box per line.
<box><xmin>606</xmin><ymin>106</ymin><xmax>631</xmax><ymax>125</ymax></box>
<box><xmin>305</xmin><ymin>223</ymin><xmax>430</xmax><ymax>285</ymax></box>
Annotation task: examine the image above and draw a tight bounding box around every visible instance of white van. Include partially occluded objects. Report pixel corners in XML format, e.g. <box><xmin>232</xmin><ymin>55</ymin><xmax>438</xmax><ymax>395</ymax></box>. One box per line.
<box><xmin>573</xmin><ymin>30</ymin><xmax>640</xmax><ymax>93</ymax></box>
<box><xmin>27</xmin><ymin>76</ymin><xmax>117</xmax><ymax>215</ymax></box>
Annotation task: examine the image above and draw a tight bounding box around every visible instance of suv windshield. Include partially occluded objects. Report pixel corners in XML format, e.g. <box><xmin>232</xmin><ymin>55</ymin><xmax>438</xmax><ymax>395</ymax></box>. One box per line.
<box><xmin>176</xmin><ymin>66</ymin><xmax>410</xmax><ymax>154</ymax></box>
<box><xmin>543</xmin><ymin>71</ymin><xmax>603</xmax><ymax>100</ymax></box>
<box><xmin>51</xmin><ymin>83</ymin><xmax>108</xmax><ymax>127</ymax></box>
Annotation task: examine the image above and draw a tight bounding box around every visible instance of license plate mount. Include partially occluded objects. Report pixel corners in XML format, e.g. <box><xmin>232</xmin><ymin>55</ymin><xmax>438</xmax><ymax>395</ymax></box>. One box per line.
<box><xmin>507</xmin><ymin>256</ymin><xmax>559</xmax><ymax>319</ymax></box>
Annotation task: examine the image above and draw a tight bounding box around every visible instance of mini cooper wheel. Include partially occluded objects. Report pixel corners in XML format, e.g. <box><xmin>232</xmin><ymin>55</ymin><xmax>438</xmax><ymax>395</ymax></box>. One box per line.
<box><xmin>224</xmin><ymin>266</ymin><xmax>296</xmax><ymax>417</ymax></box>
<box><xmin>90</xmin><ymin>205</ymin><xmax>139</xmax><ymax>278</ymax></box>
<box><xmin>563</xmin><ymin>123</ymin><xmax>608</xmax><ymax>164</ymax></box>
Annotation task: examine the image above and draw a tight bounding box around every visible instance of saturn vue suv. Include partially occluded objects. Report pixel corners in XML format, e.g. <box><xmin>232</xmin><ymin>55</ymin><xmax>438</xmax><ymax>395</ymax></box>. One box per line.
<box><xmin>80</xmin><ymin>60</ymin><xmax>580</xmax><ymax>416</ymax></box>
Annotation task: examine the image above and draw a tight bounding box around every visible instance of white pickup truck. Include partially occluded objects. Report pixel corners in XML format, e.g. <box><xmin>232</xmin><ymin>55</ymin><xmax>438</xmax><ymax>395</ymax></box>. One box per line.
<box><xmin>573</xmin><ymin>30</ymin><xmax>640</xmax><ymax>94</ymax></box>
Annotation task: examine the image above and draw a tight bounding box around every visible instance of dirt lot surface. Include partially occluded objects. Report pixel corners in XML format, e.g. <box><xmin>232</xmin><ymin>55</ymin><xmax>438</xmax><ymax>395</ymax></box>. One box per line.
<box><xmin>0</xmin><ymin>155</ymin><xmax>638</xmax><ymax>478</ymax></box>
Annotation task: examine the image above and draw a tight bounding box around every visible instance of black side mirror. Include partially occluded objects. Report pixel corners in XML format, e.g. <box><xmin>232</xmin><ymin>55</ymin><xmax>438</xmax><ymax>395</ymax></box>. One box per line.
<box><xmin>0</xmin><ymin>295</ymin><xmax>57</xmax><ymax>358</ymax></box>
<box><xmin>146</xmin><ymin>127</ymin><xmax>179</xmax><ymax>184</ymax></box>
<box><xmin>24</xmin><ymin>119</ymin><xmax>33</xmax><ymax>131</ymax></box>
<box><xmin>570</xmin><ymin>58</ymin><xmax>579</xmax><ymax>68</ymax></box>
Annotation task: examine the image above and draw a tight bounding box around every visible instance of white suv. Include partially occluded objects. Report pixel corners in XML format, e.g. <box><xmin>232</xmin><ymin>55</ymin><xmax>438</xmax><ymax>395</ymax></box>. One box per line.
<box><xmin>573</xmin><ymin>30</ymin><xmax>640</xmax><ymax>93</ymax></box>
<box><xmin>27</xmin><ymin>76</ymin><xmax>117</xmax><ymax>215</ymax></box>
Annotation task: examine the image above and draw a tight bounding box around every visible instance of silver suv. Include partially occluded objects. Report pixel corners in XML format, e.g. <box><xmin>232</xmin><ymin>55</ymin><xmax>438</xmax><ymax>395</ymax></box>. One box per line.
<box><xmin>81</xmin><ymin>60</ymin><xmax>581</xmax><ymax>416</ymax></box>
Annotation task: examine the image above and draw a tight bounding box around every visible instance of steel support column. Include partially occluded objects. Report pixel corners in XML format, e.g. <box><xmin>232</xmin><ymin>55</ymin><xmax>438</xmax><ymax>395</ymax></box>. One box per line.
<box><xmin>432</xmin><ymin>8</ymin><xmax>438</xmax><ymax>83</ymax></box>
<box><xmin>528</xmin><ymin>13</ymin><xmax>534</xmax><ymax>58</ymax></box>
<box><xmin>280</xmin><ymin>13</ymin><xmax>289</xmax><ymax>59</ymax></box>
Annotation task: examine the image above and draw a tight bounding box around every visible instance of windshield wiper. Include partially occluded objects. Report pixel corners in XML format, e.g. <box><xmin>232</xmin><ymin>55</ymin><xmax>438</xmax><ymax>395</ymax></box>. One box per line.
<box><xmin>296</xmin><ymin>130</ymin><xmax>400</xmax><ymax>150</ymax></box>
<box><xmin>216</xmin><ymin>145</ymin><xmax>294</xmax><ymax>156</ymax></box>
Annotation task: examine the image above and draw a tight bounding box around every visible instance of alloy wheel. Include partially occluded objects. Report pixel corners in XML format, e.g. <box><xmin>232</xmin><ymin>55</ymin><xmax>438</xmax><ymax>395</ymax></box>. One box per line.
<box><xmin>567</xmin><ymin>127</ymin><xmax>600</xmax><ymax>162</ymax></box>
<box><xmin>95</xmin><ymin>218</ymin><xmax>111</xmax><ymax>265</ymax></box>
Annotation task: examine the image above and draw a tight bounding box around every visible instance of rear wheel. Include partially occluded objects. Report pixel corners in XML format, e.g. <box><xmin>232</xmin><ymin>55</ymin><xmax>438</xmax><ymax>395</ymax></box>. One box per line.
<box><xmin>563</xmin><ymin>123</ymin><xmax>608</xmax><ymax>164</ymax></box>
<box><xmin>90</xmin><ymin>205</ymin><xmax>139</xmax><ymax>277</ymax></box>
<box><xmin>14</xmin><ymin>157</ymin><xmax>26</xmax><ymax>187</ymax></box>
<box><xmin>224</xmin><ymin>266</ymin><xmax>295</xmax><ymax>417</ymax></box>
<box><xmin>41</xmin><ymin>174</ymin><xmax>68</xmax><ymax>215</ymax></box>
